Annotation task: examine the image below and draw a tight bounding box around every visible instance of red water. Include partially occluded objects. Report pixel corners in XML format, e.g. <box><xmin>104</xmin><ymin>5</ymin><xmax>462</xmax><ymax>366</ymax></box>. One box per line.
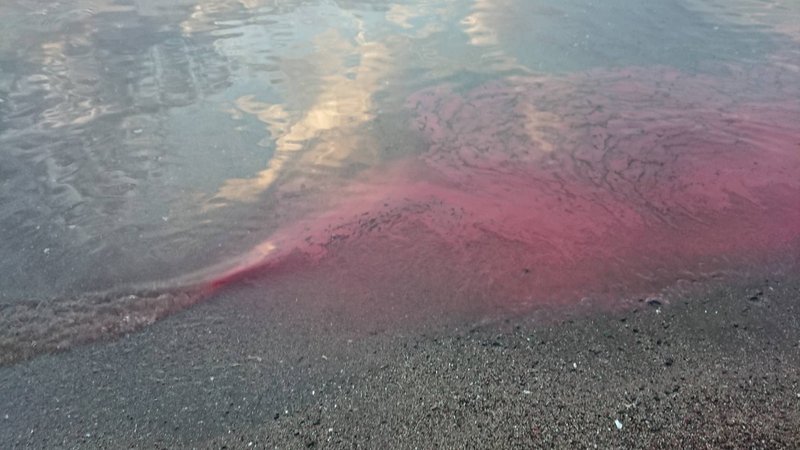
<box><xmin>5</xmin><ymin>65</ymin><xmax>799</xmax><ymax>364</ymax></box>
<box><xmin>206</xmin><ymin>65</ymin><xmax>800</xmax><ymax>320</ymax></box>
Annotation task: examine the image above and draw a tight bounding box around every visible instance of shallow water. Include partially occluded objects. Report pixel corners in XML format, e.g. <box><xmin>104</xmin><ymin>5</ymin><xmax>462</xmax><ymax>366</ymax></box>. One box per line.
<box><xmin>1</xmin><ymin>0</ymin><xmax>799</xmax><ymax>360</ymax></box>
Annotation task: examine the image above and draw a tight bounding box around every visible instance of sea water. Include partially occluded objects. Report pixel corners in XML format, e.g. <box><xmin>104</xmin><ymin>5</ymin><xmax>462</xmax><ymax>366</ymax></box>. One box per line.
<box><xmin>1</xmin><ymin>0</ymin><xmax>799</xmax><ymax>361</ymax></box>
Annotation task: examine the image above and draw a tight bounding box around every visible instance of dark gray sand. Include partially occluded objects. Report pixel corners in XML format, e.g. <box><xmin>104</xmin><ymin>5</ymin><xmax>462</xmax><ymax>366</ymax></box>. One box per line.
<box><xmin>1</xmin><ymin>275</ymin><xmax>799</xmax><ymax>449</ymax></box>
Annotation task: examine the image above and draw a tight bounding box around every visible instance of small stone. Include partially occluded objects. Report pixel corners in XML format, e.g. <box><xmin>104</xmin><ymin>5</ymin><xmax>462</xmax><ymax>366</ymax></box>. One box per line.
<box><xmin>614</xmin><ymin>419</ymin><xmax>623</xmax><ymax>430</ymax></box>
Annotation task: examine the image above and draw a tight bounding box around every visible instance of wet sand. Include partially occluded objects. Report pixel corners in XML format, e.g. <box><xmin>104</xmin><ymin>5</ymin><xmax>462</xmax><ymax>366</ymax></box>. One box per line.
<box><xmin>1</xmin><ymin>272</ymin><xmax>799</xmax><ymax>448</ymax></box>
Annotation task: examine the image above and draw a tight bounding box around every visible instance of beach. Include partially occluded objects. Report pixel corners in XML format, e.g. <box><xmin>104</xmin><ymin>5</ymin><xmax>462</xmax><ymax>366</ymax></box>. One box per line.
<box><xmin>2</xmin><ymin>271</ymin><xmax>798</xmax><ymax>448</ymax></box>
<box><xmin>2</xmin><ymin>0</ymin><xmax>800</xmax><ymax>448</ymax></box>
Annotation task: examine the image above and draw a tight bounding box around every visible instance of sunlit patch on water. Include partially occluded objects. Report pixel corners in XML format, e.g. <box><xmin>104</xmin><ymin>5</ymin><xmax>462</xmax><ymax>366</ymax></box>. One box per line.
<box><xmin>1</xmin><ymin>0</ymin><xmax>799</xmax><ymax>363</ymax></box>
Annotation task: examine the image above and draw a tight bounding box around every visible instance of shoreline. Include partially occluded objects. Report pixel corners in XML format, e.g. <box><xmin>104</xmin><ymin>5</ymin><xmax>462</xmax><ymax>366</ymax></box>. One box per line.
<box><xmin>1</xmin><ymin>275</ymin><xmax>799</xmax><ymax>448</ymax></box>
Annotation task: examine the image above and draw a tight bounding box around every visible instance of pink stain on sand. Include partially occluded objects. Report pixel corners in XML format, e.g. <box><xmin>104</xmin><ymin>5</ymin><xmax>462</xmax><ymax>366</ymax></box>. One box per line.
<box><xmin>205</xmin><ymin>65</ymin><xmax>800</xmax><ymax>320</ymax></box>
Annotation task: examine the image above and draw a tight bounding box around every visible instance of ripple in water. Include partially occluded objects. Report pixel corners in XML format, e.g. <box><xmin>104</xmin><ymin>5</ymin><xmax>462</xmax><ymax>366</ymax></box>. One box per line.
<box><xmin>1</xmin><ymin>0</ymin><xmax>799</xmax><ymax>364</ymax></box>
<box><xmin>3</xmin><ymin>60</ymin><xmax>799</xmax><ymax>364</ymax></box>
